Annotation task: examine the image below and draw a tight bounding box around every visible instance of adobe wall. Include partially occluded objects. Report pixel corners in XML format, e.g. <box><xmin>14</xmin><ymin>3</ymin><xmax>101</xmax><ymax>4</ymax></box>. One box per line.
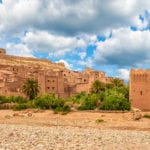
<box><xmin>0</xmin><ymin>48</ymin><xmax>113</xmax><ymax>98</ymax></box>
<box><xmin>130</xmin><ymin>69</ymin><xmax>150</xmax><ymax>110</ymax></box>
<box><xmin>0</xmin><ymin>48</ymin><xmax>6</xmax><ymax>55</ymax></box>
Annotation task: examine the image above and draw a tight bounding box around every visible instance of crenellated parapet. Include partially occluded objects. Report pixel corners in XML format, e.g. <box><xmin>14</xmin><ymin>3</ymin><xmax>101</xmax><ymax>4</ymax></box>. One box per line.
<box><xmin>130</xmin><ymin>69</ymin><xmax>150</xmax><ymax>82</ymax></box>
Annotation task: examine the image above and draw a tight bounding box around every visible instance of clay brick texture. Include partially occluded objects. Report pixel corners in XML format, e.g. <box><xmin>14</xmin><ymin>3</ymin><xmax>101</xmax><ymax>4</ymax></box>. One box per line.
<box><xmin>0</xmin><ymin>48</ymin><xmax>112</xmax><ymax>98</ymax></box>
<box><xmin>130</xmin><ymin>69</ymin><xmax>150</xmax><ymax>110</ymax></box>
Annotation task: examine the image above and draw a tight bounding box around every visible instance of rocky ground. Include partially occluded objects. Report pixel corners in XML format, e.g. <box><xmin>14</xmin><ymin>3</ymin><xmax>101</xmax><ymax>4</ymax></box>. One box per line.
<box><xmin>0</xmin><ymin>110</ymin><xmax>150</xmax><ymax>150</ymax></box>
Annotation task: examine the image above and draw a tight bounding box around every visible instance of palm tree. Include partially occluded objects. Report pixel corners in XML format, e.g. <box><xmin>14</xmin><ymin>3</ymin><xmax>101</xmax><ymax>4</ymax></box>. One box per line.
<box><xmin>22</xmin><ymin>79</ymin><xmax>40</xmax><ymax>100</ymax></box>
<box><xmin>90</xmin><ymin>80</ymin><xmax>105</xmax><ymax>93</ymax></box>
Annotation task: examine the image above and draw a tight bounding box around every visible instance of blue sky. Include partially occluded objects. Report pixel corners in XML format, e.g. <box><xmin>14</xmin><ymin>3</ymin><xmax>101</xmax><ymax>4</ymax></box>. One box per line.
<box><xmin>0</xmin><ymin>0</ymin><xmax>150</xmax><ymax>81</ymax></box>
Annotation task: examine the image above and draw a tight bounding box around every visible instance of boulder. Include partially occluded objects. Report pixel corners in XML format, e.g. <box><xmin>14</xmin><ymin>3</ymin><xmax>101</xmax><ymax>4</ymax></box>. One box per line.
<box><xmin>132</xmin><ymin>108</ymin><xmax>142</xmax><ymax>120</ymax></box>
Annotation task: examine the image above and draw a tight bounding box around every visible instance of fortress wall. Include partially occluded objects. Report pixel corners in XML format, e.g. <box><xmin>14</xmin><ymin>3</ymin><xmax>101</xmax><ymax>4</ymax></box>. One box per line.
<box><xmin>75</xmin><ymin>83</ymin><xmax>90</xmax><ymax>93</ymax></box>
<box><xmin>130</xmin><ymin>69</ymin><xmax>150</xmax><ymax>110</ymax></box>
<box><xmin>0</xmin><ymin>48</ymin><xmax>113</xmax><ymax>98</ymax></box>
<box><xmin>0</xmin><ymin>53</ymin><xmax>65</xmax><ymax>70</ymax></box>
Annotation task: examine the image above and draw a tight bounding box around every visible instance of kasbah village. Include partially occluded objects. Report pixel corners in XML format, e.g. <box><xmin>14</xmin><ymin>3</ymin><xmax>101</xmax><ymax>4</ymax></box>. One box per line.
<box><xmin>0</xmin><ymin>48</ymin><xmax>150</xmax><ymax>149</ymax></box>
<box><xmin>0</xmin><ymin>48</ymin><xmax>149</xmax><ymax>110</ymax></box>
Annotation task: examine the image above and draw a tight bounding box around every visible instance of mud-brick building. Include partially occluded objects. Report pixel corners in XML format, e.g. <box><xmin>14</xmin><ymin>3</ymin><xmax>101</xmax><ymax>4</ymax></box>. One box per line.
<box><xmin>130</xmin><ymin>69</ymin><xmax>150</xmax><ymax>110</ymax></box>
<box><xmin>0</xmin><ymin>48</ymin><xmax>113</xmax><ymax>98</ymax></box>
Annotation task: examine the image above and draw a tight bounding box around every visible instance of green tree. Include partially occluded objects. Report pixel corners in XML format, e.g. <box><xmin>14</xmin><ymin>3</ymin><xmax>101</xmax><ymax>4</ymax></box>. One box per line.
<box><xmin>111</xmin><ymin>78</ymin><xmax>124</xmax><ymax>87</ymax></box>
<box><xmin>22</xmin><ymin>79</ymin><xmax>40</xmax><ymax>100</ymax></box>
<box><xmin>90</xmin><ymin>80</ymin><xmax>105</xmax><ymax>93</ymax></box>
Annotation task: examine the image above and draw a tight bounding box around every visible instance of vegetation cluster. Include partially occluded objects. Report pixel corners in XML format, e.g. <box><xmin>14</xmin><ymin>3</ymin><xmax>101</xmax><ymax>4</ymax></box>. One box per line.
<box><xmin>0</xmin><ymin>78</ymin><xmax>130</xmax><ymax>114</ymax></box>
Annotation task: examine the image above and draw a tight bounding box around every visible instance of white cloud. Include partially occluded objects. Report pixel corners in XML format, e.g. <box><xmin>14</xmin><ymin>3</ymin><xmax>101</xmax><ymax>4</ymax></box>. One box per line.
<box><xmin>78</xmin><ymin>60</ymin><xmax>86</xmax><ymax>66</ymax></box>
<box><xmin>78</xmin><ymin>52</ymin><xmax>86</xmax><ymax>60</ymax></box>
<box><xmin>78</xmin><ymin>57</ymin><xmax>93</xmax><ymax>68</ymax></box>
<box><xmin>56</xmin><ymin>59</ymin><xmax>73</xmax><ymax>70</ymax></box>
<box><xmin>0</xmin><ymin>0</ymin><xmax>150</xmax><ymax>35</ymax></box>
<box><xmin>6</xmin><ymin>43</ymin><xmax>33</xmax><ymax>57</ymax></box>
<box><xmin>117</xmin><ymin>69</ymin><xmax>130</xmax><ymax>81</ymax></box>
<box><xmin>22</xmin><ymin>31</ymin><xmax>86</xmax><ymax>57</ymax></box>
<box><xmin>0</xmin><ymin>0</ymin><xmax>150</xmax><ymax>80</ymax></box>
<box><xmin>94</xmin><ymin>28</ymin><xmax>150</xmax><ymax>67</ymax></box>
<box><xmin>0</xmin><ymin>0</ymin><xmax>40</xmax><ymax>34</ymax></box>
<box><xmin>86</xmin><ymin>57</ymin><xmax>94</xmax><ymax>68</ymax></box>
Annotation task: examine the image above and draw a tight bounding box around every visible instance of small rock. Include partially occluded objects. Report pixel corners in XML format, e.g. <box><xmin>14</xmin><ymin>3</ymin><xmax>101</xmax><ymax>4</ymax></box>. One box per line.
<box><xmin>13</xmin><ymin>113</ymin><xmax>19</xmax><ymax>116</ymax></box>
<box><xmin>132</xmin><ymin>108</ymin><xmax>142</xmax><ymax>120</ymax></box>
<box><xmin>27</xmin><ymin>113</ymin><xmax>32</xmax><ymax>117</ymax></box>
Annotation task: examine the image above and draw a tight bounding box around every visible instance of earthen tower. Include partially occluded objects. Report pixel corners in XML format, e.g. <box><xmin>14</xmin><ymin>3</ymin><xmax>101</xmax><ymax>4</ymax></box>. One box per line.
<box><xmin>130</xmin><ymin>69</ymin><xmax>150</xmax><ymax>110</ymax></box>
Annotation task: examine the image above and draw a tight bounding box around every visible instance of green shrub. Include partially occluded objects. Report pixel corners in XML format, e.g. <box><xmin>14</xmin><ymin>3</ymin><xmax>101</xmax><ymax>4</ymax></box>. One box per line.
<box><xmin>95</xmin><ymin>119</ymin><xmax>104</xmax><ymax>123</ymax></box>
<box><xmin>98</xmin><ymin>91</ymin><xmax>105</xmax><ymax>102</ymax></box>
<box><xmin>100</xmin><ymin>90</ymin><xmax>130</xmax><ymax>110</ymax></box>
<box><xmin>33</xmin><ymin>94</ymin><xmax>56</xmax><ymax>109</ymax></box>
<box><xmin>33</xmin><ymin>94</ymin><xmax>71</xmax><ymax>114</ymax></box>
<box><xmin>52</xmin><ymin>98</ymin><xmax>71</xmax><ymax>114</ymax></box>
<box><xmin>105</xmin><ymin>83</ymin><xmax>114</xmax><ymax>90</ymax></box>
<box><xmin>8</xmin><ymin>96</ymin><xmax>28</xmax><ymax>104</ymax></box>
<box><xmin>70</xmin><ymin>92</ymin><xmax>87</xmax><ymax>104</ymax></box>
<box><xmin>90</xmin><ymin>80</ymin><xmax>105</xmax><ymax>93</ymax></box>
<box><xmin>53</xmin><ymin>104</ymin><xmax>71</xmax><ymax>114</ymax></box>
<box><xmin>14</xmin><ymin>103</ymin><xmax>30</xmax><ymax>110</ymax></box>
<box><xmin>114</xmin><ymin>87</ymin><xmax>129</xmax><ymax>99</ymax></box>
<box><xmin>0</xmin><ymin>95</ymin><xmax>8</xmax><ymax>104</ymax></box>
<box><xmin>143</xmin><ymin>114</ymin><xmax>150</xmax><ymax>119</ymax></box>
<box><xmin>51</xmin><ymin>98</ymin><xmax>65</xmax><ymax>109</ymax></box>
<box><xmin>77</xmin><ymin>97</ymin><xmax>96</xmax><ymax>110</ymax></box>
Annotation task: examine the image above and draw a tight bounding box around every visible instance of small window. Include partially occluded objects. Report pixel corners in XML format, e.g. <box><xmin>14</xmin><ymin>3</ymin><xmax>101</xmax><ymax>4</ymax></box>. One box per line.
<box><xmin>47</xmin><ymin>87</ymin><xmax>50</xmax><ymax>89</ymax></box>
<box><xmin>52</xmin><ymin>80</ymin><xmax>55</xmax><ymax>82</ymax></box>
<box><xmin>140</xmin><ymin>91</ymin><xmax>143</xmax><ymax>95</ymax></box>
<box><xmin>47</xmin><ymin>80</ymin><xmax>50</xmax><ymax>82</ymax></box>
<box><xmin>84</xmin><ymin>79</ymin><xmax>86</xmax><ymax>82</ymax></box>
<box><xmin>52</xmin><ymin>87</ymin><xmax>55</xmax><ymax>90</ymax></box>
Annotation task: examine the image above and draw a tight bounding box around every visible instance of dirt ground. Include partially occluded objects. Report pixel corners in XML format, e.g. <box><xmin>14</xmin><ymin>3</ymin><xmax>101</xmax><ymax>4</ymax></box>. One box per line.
<box><xmin>0</xmin><ymin>110</ymin><xmax>150</xmax><ymax>131</ymax></box>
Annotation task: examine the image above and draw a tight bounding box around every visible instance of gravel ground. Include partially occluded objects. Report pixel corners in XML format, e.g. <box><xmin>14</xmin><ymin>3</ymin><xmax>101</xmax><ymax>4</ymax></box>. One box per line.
<box><xmin>0</xmin><ymin>124</ymin><xmax>150</xmax><ymax>150</ymax></box>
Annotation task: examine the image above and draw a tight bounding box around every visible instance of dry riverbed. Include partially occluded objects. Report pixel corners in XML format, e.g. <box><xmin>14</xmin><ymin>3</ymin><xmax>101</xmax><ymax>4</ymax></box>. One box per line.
<box><xmin>0</xmin><ymin>110</ymin><xmax>150</xmax><ymax>150</ymax></box>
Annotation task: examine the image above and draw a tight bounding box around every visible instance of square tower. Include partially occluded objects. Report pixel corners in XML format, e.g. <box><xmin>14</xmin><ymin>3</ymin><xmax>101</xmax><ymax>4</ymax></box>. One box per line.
<box><xmin>130</xmin><ymin>69</ymin><xmax>150</xmax><ymax>110</ymax></box>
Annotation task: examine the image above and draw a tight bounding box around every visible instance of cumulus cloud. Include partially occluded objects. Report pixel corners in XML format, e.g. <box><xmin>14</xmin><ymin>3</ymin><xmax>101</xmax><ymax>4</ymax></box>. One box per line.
<box><xmin>6</xmin><ymin>43</ymin><xmax>33</xmax><ymax>57</ymax></box>
<box><xmin>22</xmin><ymin>31</ymin><xmax>86</xmax><ymax>57</ymax></box>
<box><xmin>0</xmin><ymin>0</ymin><xmax>150</xmax><ymax>80</ymax></box>
<box><xmin>94</xmin><ymin>28</ymin><xmax>150</xmax><ymax>67</ymax></box>
<box><xmin>78</xmin><ymin>57</ymin><xmax>94</xmax><ymax>68</ymax></box>
<box><xmin>56</xmin><ymin>59</ymin><xmax>73</xmax><ymax>70</ymax></box>
<box><xmin>117</xmin><ymin>68</ymin><xmax>130</xmax><ymax>81</ymax></box>
<box><xmin>78</xmin><ymin>52</ymin><xmax>86</xmax><ymax>60</ymax></box>
<box><xmin>0</xmin><ymin>0</ymin><xmax>150</xmax><ymax>35</ymax></box>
